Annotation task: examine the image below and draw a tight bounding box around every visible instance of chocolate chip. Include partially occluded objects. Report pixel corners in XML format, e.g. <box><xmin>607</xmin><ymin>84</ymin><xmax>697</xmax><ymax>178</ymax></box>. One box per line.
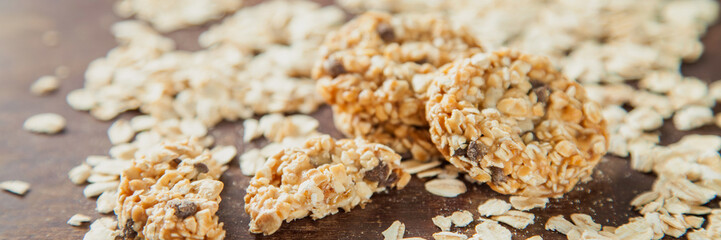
<box><xmin>194</xmin><ymin>163</ymin><xmax>209</xmax><ymax>173</ymax></box>
<box><xmin>364</xmin><ymin>163</ymin><xmax>389</xmax><ymax>183</ymax></box>
<box><xmin>530</xmin><ymin>80</ymin><xmax>550</xmax><ymax>104</ymax></box>
<box><xmin>324</xmin><ymin>58</ymin><xmax>346</xmax><ymax>78</ymax></box>
<box><xmin>170</xmin><ymin>200</ymin><xmax>198</xmax><ymax>219</ymax></box>
<box><xmin>380</xmin><ymin>171</ymin><xmax>399</xmax><ymax>187</ymax></box>
<box><xmin>121</xmin><ymin>219</ymin><xmax>137</xmax><ymax>239</ymax></box>
<box><xmin>399</xmin><ymin>152</ymin><xmax>413</xmax><ymax>160</ymax></box>
<box><xmin>376</xmin><ymin>23</ymin><xmax>395</xmax><ymax>42</ymax></box>
<box><xmin>169</xmin><ymin>158</ymin><xmax>181</xmax><ymax>168</ymax></box>
<box><xmin>490</xmin><ymin>166</ymin><xmax>507</xmax><ymax>184</ymax></box>
<box><xmin>453</xmin><ymin>147</ymin><xmax>467</xmax><ymax>157</ymax></box>
<box><xmin>466</xmin><ymin>140</ymin><xmax>488</xmax><ymax>161</ymax></box>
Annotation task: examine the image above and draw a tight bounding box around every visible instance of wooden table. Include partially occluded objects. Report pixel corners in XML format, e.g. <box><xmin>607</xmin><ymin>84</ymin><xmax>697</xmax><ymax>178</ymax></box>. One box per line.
<box><xmin>1</xmin><ymin>1</ymin><xmax>720</xmax><ymax>239</ymax></box>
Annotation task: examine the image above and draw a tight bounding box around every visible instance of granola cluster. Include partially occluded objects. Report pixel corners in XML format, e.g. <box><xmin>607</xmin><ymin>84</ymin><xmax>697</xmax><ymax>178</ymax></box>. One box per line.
<box><xmin>115</xmin><ymin>138</ymin><xmax>228</xmax><ymax>240</ymax></box>
<box><xmin>313</xmin><ymin>11</ymin><xmax>484</xmax><ymax>161</ymax></box>
<box><xmin>425</xmin><ymin>49</ymin><xmax>608</xmax><ymax>196</ymax></box>
<box><xmin>244</xmin><ymin>135</ymin><xmax>410</xmax><ymax>235</ymax></box>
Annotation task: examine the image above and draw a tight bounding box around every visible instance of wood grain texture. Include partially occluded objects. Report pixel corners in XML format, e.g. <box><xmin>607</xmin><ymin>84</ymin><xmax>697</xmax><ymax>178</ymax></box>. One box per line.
<box><xmin>0</xmin><ymin>1</ymin><xmax>719</xmax><ymax>239</ymax></box>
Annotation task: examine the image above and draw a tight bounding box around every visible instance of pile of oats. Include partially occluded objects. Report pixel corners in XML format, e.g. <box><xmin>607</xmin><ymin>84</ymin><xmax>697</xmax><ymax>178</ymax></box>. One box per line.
<box><xmin>113</xmin><ymin>0</ymin><xmax>243</xmax><ymax>32</ymax></box>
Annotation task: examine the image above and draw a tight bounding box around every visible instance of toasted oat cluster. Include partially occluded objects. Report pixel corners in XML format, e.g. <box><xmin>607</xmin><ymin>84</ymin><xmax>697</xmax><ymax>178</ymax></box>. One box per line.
<box><xmin>313</xmin><ymin>11</ymin><xmax>484</xmax><ymax>161</ymax></box>
<box><xmin>425</xmin><ymin>49</ymin><xmax>608</xmax><ymax>196</ymax></box>
<box><xmin>115</xmin><ymin>138</ymin><xmax>228</xmax><ymax>240</ymax></box>
<box><xmin>244</xmin><ymin>135</ymin><xmax>411</xmax><ymax>235</ymax></box>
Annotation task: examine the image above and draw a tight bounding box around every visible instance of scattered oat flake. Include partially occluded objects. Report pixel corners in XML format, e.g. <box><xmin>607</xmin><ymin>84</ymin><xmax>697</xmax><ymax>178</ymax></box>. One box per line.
<box><xmin>67</xmin><ymin>214</ymin><xmax>92</xmax><ymax>226</ymax></box>
<box><xmin>614</xmin><ymin>218</ymin><xmax>654</xmax><ymax>240</ymax></box>
<box><xmin>1</xmin><ymin>180</ymin><xmax>30</xmax><ymax>195</ymax></box>
<box><xmin>424</xmin><ymin>178</ymin><xmax>466</xmax><ymax>197</ymax></box>
<box><xmin>525</xmin><ymin>236</ymin><xmax>542</xmax><ymax>240</ymax></box>
<box><xmin>83</xmin><ymin>181</ymin><xmax>118</xmax><ymax>198</ymax></box>
<box><xmin>492</xmin><ymin>210</ymin><xmax>534</xmax><ymax>230</ymax></box>
<box><xmin>83</xmin><ymin>217</ymin><xmax>118</xmax><ymax>240</ymax></box>
<box><xmin>95</xmin><ymin>191</ymin><xmax>117</xmax><ymax>214</ymax></box>
<box><xmin>66</xmin><ymin>89</ymin><xmax>96</xmax><ymax>111</ymax></box>
<box><xmin>23</xmin><ymin>113</ymin><xmax>66</xmax><ymax>134</ymax></box>
<box><xmin>30</xmin><ymin>75</ymin><xmax>60</xmax><ymax>95</ymax></box>
<box><xmin>240</xmin><ymin>149</ymin><xmax>265</xmax><ymax>176</ymax></box>
<box><xmin>509</xmin><ymin>196</ymin><xmax>548</xmax><ymax>211</ymax></box>
<box><xmin>107</xmin><ymin>119</ymin><xmax>134</xmax><ymax>145</ymax></box>
<box><xmin>477</xmin><ymin>199</ymin><xmax>512</xmax><ymax>217</ymax></box>
<box><xmin>382</xmin><ymin>220</ymin><xmax>405</xmax><ymax>240</ymax></box>
<box><xmin>432</xmin><ymin>231</ymin><xmax>467</xmax><ymax>240</ymax></box>
<box><xmin>417</xmin><ymin>168</ymin><xmax>443</xmax><ymax>178</ymax></box>
<box><xmin>570</xmin><ymin>213</ymin><xmax>602</xmax><ymax>232</ymax></box>
<box><xmin>68</xmin><ymin>164</ymin><xmax>92</xmax><ymax>185</ymax></box>
<box><xmin>211</xmin><ymin>145</ymin><xmax>237</xmax><ymax>165</ymax></box>
<box><xmin>243</xmin><ymin>119</ymin><xmax>262</xmax><ymax>142</ymax></box>
<box><xmin>472</xmin><ymin>221</ymin><xmax>511</xmax><ymax>240</ymax></box>
<box><xmin>545</xmin><ymin>215</ymin><xmax>576</xmax><ymax>235</ymax></box>
<box><xmin>403</xmin><ymin>160</ymin><xmax>442</xmax><ymax>174</ymax></box>
<box><xmin>432</xmin><ymin>215</ymin><xmax>452</xmax><ymax>232</ymax></box>
<box><xmin>451</xmin><ymin>210</ymin><xmax>474</xmax><ymax>227</ymax></box>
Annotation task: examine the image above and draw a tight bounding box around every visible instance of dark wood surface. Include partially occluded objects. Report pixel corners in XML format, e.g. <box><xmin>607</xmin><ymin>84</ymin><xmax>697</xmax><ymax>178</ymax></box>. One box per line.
<box><xmin>1</xmin><ymin>1</ymin><xmax>720</xmax><ymax>239</ymax></box>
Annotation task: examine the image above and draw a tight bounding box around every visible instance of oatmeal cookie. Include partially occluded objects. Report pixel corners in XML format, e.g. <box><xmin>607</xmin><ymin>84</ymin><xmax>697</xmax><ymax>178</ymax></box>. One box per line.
<box><xmin>116</xmin><ymin>138</ymin><xmax>227</xmax><ymax>240</ymax></box>
<box><xmin>244</xmin><ymin>135</ymin><xmax>411</xmax><ymax>235</ymax></box>
<box><xmin>313</xmin><ymin>11</ymin><xmax>484</xmax><ymax>161</ymax></box>
<box><xmin>425</xmin><ymin>49</ymin><xmax>608</xmax><ymax>196</ymax></box>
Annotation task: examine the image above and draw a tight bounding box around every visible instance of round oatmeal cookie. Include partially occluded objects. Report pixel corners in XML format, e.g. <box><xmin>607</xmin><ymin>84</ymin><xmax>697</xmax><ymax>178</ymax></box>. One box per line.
<box><xmin>425</xmin><ymin>49</ymin><xmax>608</xmax><ymax>197</ymax></box>
<box><xmin>313</xmin><ymin>11</ymin><xmax>484</xmax><ymax>161</ymax></box>
<box><xmin>244</xmin><ymin>135</ymin><xmax>410</xmax><ymax>235</ymax></box>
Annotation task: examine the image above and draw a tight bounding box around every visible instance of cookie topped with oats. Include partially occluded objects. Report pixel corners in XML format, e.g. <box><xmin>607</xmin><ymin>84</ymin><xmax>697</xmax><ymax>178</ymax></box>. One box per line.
<box><xmin>115</xmin><ymin>138</ymin><xmax>227</xmax><ymax>240</ymax></box>
<box><xmin>244</xmin><ymin>135</ymin><xmax>410</xmax><ymax>235</ymax></box>
<box><xmin>425</xmin><ymin>49</ymin><xmax>608</xmax><ymax>197</ymax></box>
<box><xmin>313</xmin><ymin>11</ymin><xmax>484</xmax><ymax>161</ymax></box>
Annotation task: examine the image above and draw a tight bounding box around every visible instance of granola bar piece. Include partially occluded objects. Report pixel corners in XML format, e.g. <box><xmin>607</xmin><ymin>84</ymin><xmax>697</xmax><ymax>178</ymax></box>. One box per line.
<box><xmin>244</xmin><ymin>135</ymin><xmax>411</xmax><ymax>235</ymax></box>
<box><xmin>313</xmin><ymin>11</ymin><xmax>484</xmax><ymax>161</ymax></box>
<box><xmin>116</xmin><ymin>138</ymin><xmax>227</xmax><ymax>240</ymax></box>
<box><xmin>425</xmin><ymin>49</ymin><xmax>608</xmax><ymax>196</ymax></box>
